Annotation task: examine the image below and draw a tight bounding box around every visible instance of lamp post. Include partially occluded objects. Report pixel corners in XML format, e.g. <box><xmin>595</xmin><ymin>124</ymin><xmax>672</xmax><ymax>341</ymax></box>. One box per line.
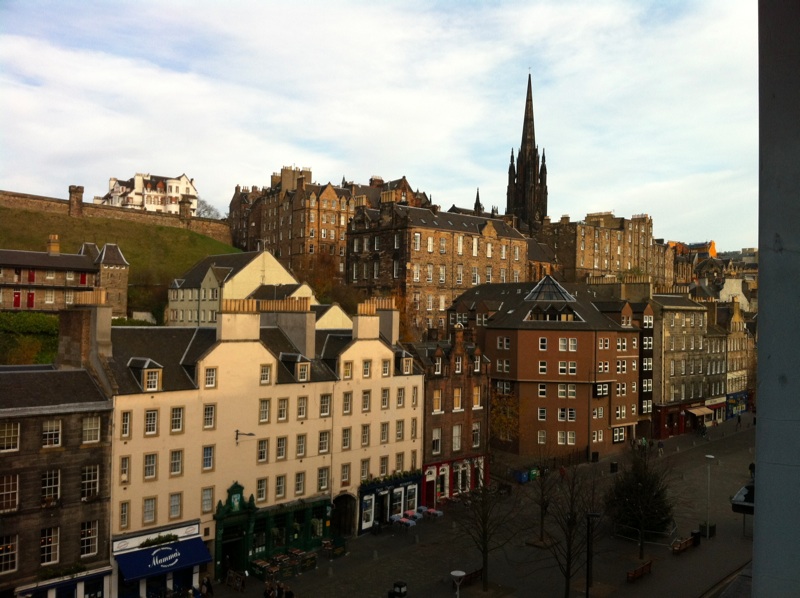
<box><xmin>585</xmin><ymin>512</ymin><xmax>601</xmax><ymax>597</ymax></box>
<box><xmin>705</xmin><ymin>454</ymin><xmax>715</xmax><ymax>539</ymax></box>
<box><xmin>451</xmin><ymin>570</ymin><xmax>465</xmax><ymax>598</ymax></box>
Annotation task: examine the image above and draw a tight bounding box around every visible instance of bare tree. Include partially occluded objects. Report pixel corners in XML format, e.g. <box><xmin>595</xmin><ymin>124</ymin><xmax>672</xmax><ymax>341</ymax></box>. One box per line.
<box><xmin>452</xmin><ymin>484</ymin><xmax>527</xmax><ymax>592</ymax></box>
<box><xmin>196</xmin><ymin>198</ymin><xmax>222</xmax><ymax>219</ymax></box>
<box><xmin>544</xmin><ymin>464</ymin><xmax>602</xmax><ymax>598</ymax></box>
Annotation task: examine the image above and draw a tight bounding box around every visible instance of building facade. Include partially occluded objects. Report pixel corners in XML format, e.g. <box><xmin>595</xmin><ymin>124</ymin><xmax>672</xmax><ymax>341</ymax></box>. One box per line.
<box><xmin>94</xmin><ymin>173</ymin><xmax>198</xmax><ymax>216</ymax></box>
<box><xmin>348</xmin><ymin>199</ymin><xmax>529</xmax><ymax>340</ymax></box>
<box><xmin>0</xmin><ymin>235</ymin><xmax>129</xmax><ymax>317</ymax></box>
<box><xmin>404</xmin><ymin>326</ymin><xmax>490</xmax><ymax>508</ymax></box>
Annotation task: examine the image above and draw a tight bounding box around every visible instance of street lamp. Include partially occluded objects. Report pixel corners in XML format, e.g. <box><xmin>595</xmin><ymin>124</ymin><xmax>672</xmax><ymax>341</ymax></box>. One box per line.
<box><xmin>585</xmin><ymin>512</ymin><xmax>601</xmax><ymax>597</ymax></box>
<box><xmin>705</xmin><ymin>455</ymin><xmax>715</xmax><ymax>539</ymax></box>
<box><xmin>451</xmin><ymin>570</ymin><xmax>465</xmax><ymax>598</ymax></box>
<box><xmin>235</xmin><ymin>429</ymin><xmax>255</xmax><ymax>445</ymax></box>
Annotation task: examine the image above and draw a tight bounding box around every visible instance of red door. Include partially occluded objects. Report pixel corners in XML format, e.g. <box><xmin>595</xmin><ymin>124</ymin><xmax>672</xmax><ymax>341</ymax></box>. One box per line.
<box><xmin>13</xmin><ymin>290</ymin><xmax>21</xmax><ymax>308</ymax></box>
<box><xmin>28</xmin><ymin>269</ymin><xmax>36</xmax><ymax>283</ymax></box>
<box><xmin>80</xmin><ymin>272</ymin><xmax>87</xmax><ymax>285</ymax></box>
<box><xmin>27</xmin><ymin>291</ymin><xmax>35</xmax><ymax>308</ymax></box>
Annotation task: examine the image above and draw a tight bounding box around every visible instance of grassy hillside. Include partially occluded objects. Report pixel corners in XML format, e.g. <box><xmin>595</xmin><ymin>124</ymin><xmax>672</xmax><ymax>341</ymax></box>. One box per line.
<box><xmin>0</xmin><ymin>205</ymin><xmax>240</xmax><ymax>317</ymax></box>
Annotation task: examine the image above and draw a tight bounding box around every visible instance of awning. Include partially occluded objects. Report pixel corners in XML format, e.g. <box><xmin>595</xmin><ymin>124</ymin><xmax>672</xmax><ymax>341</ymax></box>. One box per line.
<box><xmin>687</xmin><ymin>407</ymin><xmax>713</xmax><ymax>416</ymax></box>
<box><xmin>116</xmin><ymin>538</ymin><xmax>211</xmax><ymax>581</ymax></box>
<box><xmin>707</xmin><ymin>403</ymin><xmax>726</xmax><ymax>410</ymax></box>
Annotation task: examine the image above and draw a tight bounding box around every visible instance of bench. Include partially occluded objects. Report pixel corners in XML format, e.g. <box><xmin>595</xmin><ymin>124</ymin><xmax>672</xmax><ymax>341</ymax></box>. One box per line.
<box><xmin>626</xmin><ymin>560</ymin><xmax>653</xmax><ymax>582</ymax></box>
<box><xmin>452</xmin><ymin>567</ymin><xmax>484</xmax><ymax>589</ymax></box>
<box><xmin>671</xmin><ymin>537</ymin><xmax>694</xmax><ymax>555</ymax></box>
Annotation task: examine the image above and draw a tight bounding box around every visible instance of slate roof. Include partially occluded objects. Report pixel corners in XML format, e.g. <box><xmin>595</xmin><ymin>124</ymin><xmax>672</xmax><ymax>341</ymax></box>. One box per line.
<box><xmin>527</xmin><ymin>239</ymin><xmax>557</xmax><ymax>263</ymax></box>
<box><xmin>171</xmin><ymin>251</ymin><xmax>257</xmax><ymax>289</ymax></box>
<box><xmin>249</xmin><ymin>284</ymin><xmax>303</xmax><ymax>301</ymax></box>
<box><xmin>0</xmin><ymin>369</ymin><xmax>110</xmax><ymax>411</ymax></box>
<box><xmin>0</xmin><ymin>248</ymin><xmax>98</xmax><ymax>272</ymax></box>
<box><xmin>652</xmin><ymin>295</ymin><xmax>707</xmax><ymax>309</ymax></box>
<box><xmin>362</xmin><ymin>204</ymin><xmax>526</xmax><ymax>239</ymax></box>
<box><xmin>109</xmin><ymin>327</ymin><xmax>214</xmax><ymax>394</ymax></box>
<box><xmin>96</xmin><ymin>244</ymin><xmax>129</xmax><ymax>266</ymax></box>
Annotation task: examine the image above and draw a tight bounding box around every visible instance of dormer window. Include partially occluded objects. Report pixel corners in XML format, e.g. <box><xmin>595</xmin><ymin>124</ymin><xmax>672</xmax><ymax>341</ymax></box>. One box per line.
<box><xmin>297</xmin><ymin>363</ymin><xmax>310</xmax><ymax>382</ymax></box>
<box><xmin>434</xmin><ymin>357</ymin><xmax>442</xmax><ymax>375</ymax></box>
<box><xmin>145</xmin><ymin>370</ymin><xmax>160</xmax><ymax>391</ymax></box>
<box><xmin>403</xmin><ymin>358</ymin><xmax>412</xmax><ymax>375</ymax></box>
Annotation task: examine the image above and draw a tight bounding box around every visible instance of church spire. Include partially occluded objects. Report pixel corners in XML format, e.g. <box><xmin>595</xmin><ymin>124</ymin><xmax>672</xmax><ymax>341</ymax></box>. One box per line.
<box><xmin>474</xmin><ymin>188</ymin><xmax>484</xmax><ymax>215</ymax></box>
<box><xmin>520</xmin><ymin>73</ymin><xmax>536</xmax><ymax>156</ymax></box>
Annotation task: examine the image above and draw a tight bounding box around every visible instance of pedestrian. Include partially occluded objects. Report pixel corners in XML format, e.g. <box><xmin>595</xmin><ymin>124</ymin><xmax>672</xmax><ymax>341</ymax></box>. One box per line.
<box><xmin>202</xmin><ymin>576</ymin><xmax>213</xmax><ymax>596</ymax></box>
<box><xmin>657</xmin><ymin>439</ymin><xmax>664</xmax><ymax>457</ymax></box>
<box><xmin>284</xmin><ymin>585</ymin><xmax>295</xmax><ymax>598</ymax></box>
<box><xmin>737</xmin><ymin>414</ymin><xmax>742</xmax><ymax>430</ymax></box>
<box><xmin>749</xmin><ymin>462</ymin><xmax>755</xmax><ymax>480</ymax></box>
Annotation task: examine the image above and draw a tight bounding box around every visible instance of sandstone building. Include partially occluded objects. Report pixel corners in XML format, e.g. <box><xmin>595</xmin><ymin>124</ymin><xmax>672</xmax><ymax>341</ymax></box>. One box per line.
<box><xmin>94</xmin><ymin>173</ymin><xmax>198</xmax><ymax>216</ymax></box>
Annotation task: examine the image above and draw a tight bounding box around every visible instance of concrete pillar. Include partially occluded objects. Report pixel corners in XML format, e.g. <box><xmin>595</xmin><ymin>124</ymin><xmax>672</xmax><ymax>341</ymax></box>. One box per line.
<box><xmin>753</xmin><ymin>2</ymin><xmax>800</xmax><ymax>594</ymax></box>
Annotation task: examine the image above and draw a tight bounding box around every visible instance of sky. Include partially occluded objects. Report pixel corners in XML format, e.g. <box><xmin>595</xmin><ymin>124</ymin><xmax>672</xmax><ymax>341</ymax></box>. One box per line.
<box><xmin>0</xmin><ymin>0</ymin><xmax>758</xmax><ymax>251</ymax></box>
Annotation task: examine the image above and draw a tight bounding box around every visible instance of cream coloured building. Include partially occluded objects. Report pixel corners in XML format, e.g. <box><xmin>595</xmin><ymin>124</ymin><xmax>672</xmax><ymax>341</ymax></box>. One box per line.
<box><xmin>72</xmin><ymin>295</ymin><xmax>422</xmax><ymax>592</ymax></box>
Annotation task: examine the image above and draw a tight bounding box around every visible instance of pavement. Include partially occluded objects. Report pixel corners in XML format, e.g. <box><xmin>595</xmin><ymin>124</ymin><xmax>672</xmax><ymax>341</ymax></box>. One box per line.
<box><xmin>212</xmin><ymin>413</ymin><xmax>756</xmax><ymax>598</ymax></box>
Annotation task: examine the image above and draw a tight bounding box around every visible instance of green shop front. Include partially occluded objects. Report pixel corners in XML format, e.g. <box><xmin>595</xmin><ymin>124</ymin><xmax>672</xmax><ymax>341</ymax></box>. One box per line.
<box><xmin>213</xmin><ymin>483</ymin><xmax>331</xmax><ymax>580</ymax></box>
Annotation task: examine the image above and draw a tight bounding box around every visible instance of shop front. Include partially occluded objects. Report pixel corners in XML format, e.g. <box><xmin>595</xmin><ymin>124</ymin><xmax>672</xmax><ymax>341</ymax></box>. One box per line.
<box><xmin>727</xmin><ymin>391</ymin><xmax>748</xmax><ymax>419</ymax></box>
<box><xmin>421</xmin><ymin>457</ymin><xmax>486</xmax><ymax>508</ymax></box>
<box><xmin>358</xmin><ymin>473</ymin><xmax>421</xmax><ymax>534</ymax></box>
<box><xmin>112</xmin><ymin>522</ymin><xmax>211</xmax><ymax>598</ymax></box>
<box><xmin>213</xmin><ymin>482</ymin><xmax>331</xmax><ymax>580</ymax></box>
<box><xmin>685</xmin><ymin>406</ymin><xmax>713</xmax><ymax>429</ymax></box>
<box><xmin>15</xmin><ymin>567</ymin><xmax>111</xmax><ymax>598</ymax></box>
<box><xmin>705</xmin><ymin>397</ymin><xmax>727</xmax><ymax>424</ymax></box>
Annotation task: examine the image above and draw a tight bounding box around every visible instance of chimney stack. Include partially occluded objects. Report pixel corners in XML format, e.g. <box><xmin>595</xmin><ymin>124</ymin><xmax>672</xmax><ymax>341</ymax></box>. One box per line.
<box><xmin>47</xmin><ymin>234</ymin><xmax>60</xmax><ymax>256</ymax></box>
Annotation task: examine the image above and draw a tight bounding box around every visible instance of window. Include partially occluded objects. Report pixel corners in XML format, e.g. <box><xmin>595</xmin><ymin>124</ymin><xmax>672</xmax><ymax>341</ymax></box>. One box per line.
<box><xmin>170</xmin><ymin>450</ymin><xmax>183</xmax><ymax>475</ymax></box>
<box><xmin>297</xmin><ymin>396</ymin><xmax>308</xmax><ymax>419</ymax></box>
<box><xmin>145</xmin><ymin>370</ymin><xmax>159</xmax><ymax>391</ymax></box>
<box><xmin>559</xmin><ymin>361</ymin><xmax>567</xmax><ymax>375</ymax></box>
<box><xmin>432</xmin><ymin>428</ymin><xmax>441</xmax><ymax>455</ymax></box>
<box><xmin>360</xmin><ymin>459</ymin><xmax>370</xmax><ymax>481</ymax></box>
<box><xmin>558</xmin><ymin>408</ymin><xmax>567</xmax><ymax>422</ymax></box>
<box><xmin>170</xmin><ymin>407</ymin><xmax>184</xmax><ymax>433</ymax></box>
<box><xmin>569</xmin><ymin>338</ymin><xmax>577</xmax><ymax>351</ymax></box>
<box><xmin>539</xmin><ymin>337</ymin><xmax>547</xmax><ymax>350</ymax></box>
<box><xmin>40</xmin><ymin>527</ymin><xmax>59</xmax><ymax>564</ymax></box>
<box><xmin>613</xmin><ymin>427</ymin><xmax>626</xmax><ymax>443</ymax></box>
<box><xmin>538</xmin><ymin>408</ymin><xmax>547</xmax><ymax>421</ymax></box>
<box><xmin>1</xmin><ymin>475</ymin><xmax>18</xmax><ymax>512</ymax></box>
<box><xmin>42</xmin><ymin>469</ymin><xmax>59</xmax><ymax>502</ymax></box>
<box><xmin>201</xmin><ymin>488</ymin><xmax>214</xmax><ymax>513</ymax></box>
<box><xmin>144</xmin><ymin>454</ymin><xmax>157</xmax><ymax>480</ymax></box>
<box><xmin>204</xmin><ymin>367</ymin><xmax>217</xmax><ymax>388</ymax></box>
<box><xmin>539</xmin><ymin>361</ymin><xmax>547</xmax><ymax>374</ymax></box>
<box><xmin>257</xmin><ymin>439</ymin><xmax>269</xmax><ymax>462</ymax></box>
<box><xmin>396</xmin><ymin>419</ymin><xmax>405</xmax><ymax>441</ymax></box>
<box><xmin>82</xmin><ymin>416</ymin><xmax>101</xmax><ymax>443</ymax></box>
<box><xmin>538</xmin><ymin>430</ymin><xmax>546</xmax><ymax>445</ymax></box>
<box><xmin>317</xmin><ymin>467</ymin><xmax>330</xmax><ymax>492</ymax></box>
<box><xmin>276</xmin><ymin>475</ymin><xmax>286</xmax><ymax>498</ymax></box>
<box><xmin>568</xmin><ymin>408</ymin><xmax>576</xmax><ymax>422</ymax></box>
<box><xmin>295</xmin><ymin>472</ymin><xmax>305</xmax><ymax>496</ymax></box>
<box><xmin>81</xmin><ymin>465</ymin><xmax>99</xmax><ymax>499</ymax></box>
<box><xmin>259</xmin><ymin>399</ymin><xmax>271</xmax><ymax>423</ymax></box>
<box><xmin>145</xmin><ymin>410</ymin><xmax>158</xmax><ymax>435</ymax></box>
<box><xmin>276</xmin><ymin>436</ymin><xmax>287</xmax><ymax>459</ymax></box>
<box><xmin>411</xmin><ymin>418</ymin><xmax>418</xmax><ymax>439</ymax></box>
<box><xmin>120</xmin><ymin>501</ymin><xmax>130</xmax><ymax>529</ymax></box>
<box><xmin>0</xmin><ymin>422</ymin><xmax>20</xmax><ymax>452</ymax></box>
<box><xmin>427</xmin><ymin>236</ymin><xmax>434</xmax><ymax>252</ymax></box>
<box><xmin>538</xmin><ymin>384</ymin><xmax>547</xmax><ymax>398</ymax></box>
<box><xmin>558</xmin><ymin>431</ymin><xmax>566</xmax><ymax>445</ymax></box>
<box><xmin>343</xmin><ymin>361</ymin><xmax>353</xmax><ymax>379</ymax></box>
<box><xmin>568</xmin><ymin>384</ymin><xmax>576</xmax><ymax>398</ymax></box>
<box><xmin>363</xmin><ymin>360</ymin><xmax>372</xmax><ymax>378</ymax></box>
<box><xmin>397</xmin><ymin>387</ymin><xmax>405</xmax><ymax>407</ymax></box>
<box><xmin>297</xmin><ymin>363</ymin><xmax>309</xmax><ymax>382</ymax></box>
<box><xmin>380</xmin><ymin>422</ymin><xmax>389</xmax><ymax>444</ymax></box>
<box><xmin>362</xmin><ymin>390</ymin><xmax>371</xmax><ymax>412</ymax></box>
<box><xmin>296</xmin><ymin>434</ymin><xmax>306</xmax><ymax>457</ymax></box>
<box><xmin>559</xmin><ymin>338</ymin><xmax>568</xmax><ymax>351</ymax></box>
<box><xmin>202</xmin><ymin>445</ymin><xmax>215</xmax><ymax>471</ymax></box>
<box><xmin>471</xmin><ymin>422</ymin><xmax>481</xmax><ymax>447</ymax></box>
<box><xmin>319</xmin><ymin>394</ymin><xmax>331</xmax><ymax>417</ymax></box>
<box><xmin>278</xmin><ymin>398</ymin><xmax>288</xmax><ymax>421</ymax></box>
<box><xmin>361</xmin><ymin>424</ymin><xmax>370</xmax><ymax>447</ymax></box>
<box><xmin>260</xmin><ymin>364</ymin><xmax>272</xmax><ymax>385</ymax></box>
<box><xmin>341</xmin><ymin>463</ymin><xmax>351</xmax><ymax>486</ymax></box>
<box><xmin>568</xmin><ymin>431</ymin><xmax>576</xmax><ymax>445</ymax></box>
<box><xmin>120</xmin><ymin>412</ymin><xmax>131</xmax><ymax>438</ymax></box>
<box><xmin>343</xmin><ymin>392</ymin><xmax>352</xmax><ymax>414</ymax></box>
<box><xmin>169</xmin><ymin>493</ymin><xmax>182</xmax><ymax>519</ymax></box>
<box><xmin>473</xmin><ymin>385</ymin><xmax>482</xmax><ymax>409</ymax></box>
<box><xmin>203</xmin><ymin>404</ymin><xmax>216</xmax><ymax>429</ymax></box>
<box><xmin>42</xmin><ymin>419</ymin><xmax>61</xmax><ymax>447</ymax></box>
<box><xmin>380</xmin><ymin>456</ymin><xmax>389</xmax><ymax>476</ymax></box>
<box><xmin>256</xmin><ymin>478</ymin><xmax>268</xmax><ymax>502</ymax></box>
<box><xmin>319</xmin><ymin>431</ymin><xmax>330</xmax><ymax>454</ymax></box>
<box><xmin>569</xmin><ymin>361</ymin><xmax>577</xmax><ymax>375</ymax></box>
<box><xmin>432</xmin><ymin>389</ymin><xmax>442</xmax><ymax>412</ymax></box>
<box><xmin>381</xmin><ymin>388</ymin><xmax>390</xmax><ymax>409</ymax></box>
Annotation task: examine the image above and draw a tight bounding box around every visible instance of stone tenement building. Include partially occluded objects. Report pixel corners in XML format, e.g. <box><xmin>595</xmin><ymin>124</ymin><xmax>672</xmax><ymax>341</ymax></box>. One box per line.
<box><xmin>506</xmin><ymin>73</ymin><xmax>548</xmax><ymax>234</ymax></box>
<box><xmin>228</xmin><ymin>166</ymin><xmax>431</xmax><ymax>277</ymax></box>
<box><xmin>537</xmin><ymin>211</ymin><xmax>678</xmax><ymax>285</ymax></box>
<box><xmin>94</xmin><ymin>173</ymin><xmax>198</xmax><ymax>216</ymax></box>
<box><xmin>347</xmin><ymin>197</ymin><xmax>530</xmax><ymax>340</ymax></box>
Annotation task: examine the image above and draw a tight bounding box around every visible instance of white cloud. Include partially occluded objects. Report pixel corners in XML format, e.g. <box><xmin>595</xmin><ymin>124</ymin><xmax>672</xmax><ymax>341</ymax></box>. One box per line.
<box><xmin>0</xmin><ymin>0</ymin><xmax>757</xmax><ymax>250</ymax></box>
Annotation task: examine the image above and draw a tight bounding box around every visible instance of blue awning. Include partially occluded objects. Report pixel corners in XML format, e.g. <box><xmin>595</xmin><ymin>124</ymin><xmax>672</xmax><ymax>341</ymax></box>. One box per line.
<box><xmin>116</xmin><ymin>538</ymin><xmax>211</xmax><ymax>581</ymax></box>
